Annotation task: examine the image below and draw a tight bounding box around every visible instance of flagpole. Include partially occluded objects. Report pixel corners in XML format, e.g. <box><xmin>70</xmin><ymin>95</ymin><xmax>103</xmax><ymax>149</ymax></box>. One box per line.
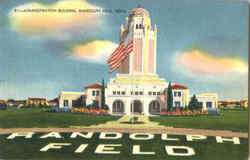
<box><xmin>131</xmin><ymin>39</ymin><xmax>134</xmax><ymax>124</ymax></box>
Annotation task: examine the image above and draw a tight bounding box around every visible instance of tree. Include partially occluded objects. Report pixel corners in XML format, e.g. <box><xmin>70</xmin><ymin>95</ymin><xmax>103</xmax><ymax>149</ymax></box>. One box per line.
<box><xmin>73</xmin><ymin>96</ymin><xmax>85</xmax><ymax>108</ymax></box>
<box><xmin>50</xmin><ymin>98</ymin><xmax>58</xmax><ymax>103</ymax></box>
<box><xmin>8</xmin><ymin>99</ymin><xmax>15</xmax><ymax>103</ymax></box>
<box><xmin>167</xmin><ymin>82</ymin><xmax>173</xmax><ymax>111</ymax></box>
<box><xmin>101</xmin><ymin>79</ymin><xmax>106</xmax><ymax>109</ymax></box>
<box><xmin>38</xmin><ymin>102</ymin><xmax>43</xmax><ymax>108</ymax></box>
<box><xmin>188</xmin><ymin>94</ymin><xmax>202</xmax><ymax>111</ymax></box>
<box><xmin>102</xmin><ymin>104</ymin><xmax>109</xmax><ymax>110</ymax></box>
<box><xmin>86</xmin><ymin>104</ymin><xmax>91</xmax><ymax>110</ymax></box>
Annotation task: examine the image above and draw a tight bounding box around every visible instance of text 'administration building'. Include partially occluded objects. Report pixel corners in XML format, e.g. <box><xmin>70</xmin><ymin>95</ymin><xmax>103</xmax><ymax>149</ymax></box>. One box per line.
<box><xmin>58</xmin><ymin>7</ymin><xmax>218</xmax><ymax>115</ymax></box>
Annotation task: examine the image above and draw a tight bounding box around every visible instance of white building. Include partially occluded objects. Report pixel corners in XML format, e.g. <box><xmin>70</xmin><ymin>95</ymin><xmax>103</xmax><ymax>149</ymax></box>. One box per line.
<box><xmin>172</xmin><ymin>84</ymin><xmax>189</xmax><ymax>108</ymax></box>
<box><xmin>196</xmin><ymin>94</ymin><xmax>218</xmax><ymax>109</ymax></box>
<box><xmin>85</xmin><ymin>83</ymin><xmax>102</xmax><ymax>107</ymax></box>
<box><xmin>58</xmin><ymin>7</ymin><xmax>218</xmax><ymax>115</ymax></box>
<box><xmin>58</xmin><ymin>91</ymin><xmax>85</xmax><ymax>108</ymax></box>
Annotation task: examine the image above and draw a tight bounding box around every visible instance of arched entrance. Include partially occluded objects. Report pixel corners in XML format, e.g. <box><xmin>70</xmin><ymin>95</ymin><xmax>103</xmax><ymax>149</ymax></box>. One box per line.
<box><xmin>149</xmin><ymin>100</ymin><xmax>160</xmax><ymax>115</ymax></box>
<box><xmin>131</xmin><ymin>100</ymin><xmax>143</xmax><ymax>114</ymax></box>
<box><xmin>112</xmin><ymin>100</ymin><xmax>124</xmax><ymax>114</ymax></box>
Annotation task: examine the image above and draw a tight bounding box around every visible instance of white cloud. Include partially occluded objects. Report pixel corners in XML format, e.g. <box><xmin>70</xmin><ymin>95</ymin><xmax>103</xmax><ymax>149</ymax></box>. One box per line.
<box><xmin>70</xmin><ymin>40</ymin><xmax>118</xmax><ymax>63</ymax></box>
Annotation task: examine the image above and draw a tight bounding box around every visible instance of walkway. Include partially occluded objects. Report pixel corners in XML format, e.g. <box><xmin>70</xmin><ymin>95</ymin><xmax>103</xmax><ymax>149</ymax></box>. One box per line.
<box><xmin>0</xmin><ymin>115</ymin><xmax>247</xmax><ymax>138</ymax></box>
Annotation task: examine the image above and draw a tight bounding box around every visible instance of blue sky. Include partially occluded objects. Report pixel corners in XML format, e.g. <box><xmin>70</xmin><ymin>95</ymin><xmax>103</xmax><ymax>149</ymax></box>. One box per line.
<box><xmin>0</xmin><ymin>0</ymin><xmax>248</xmax><ymax>100</ymax></box>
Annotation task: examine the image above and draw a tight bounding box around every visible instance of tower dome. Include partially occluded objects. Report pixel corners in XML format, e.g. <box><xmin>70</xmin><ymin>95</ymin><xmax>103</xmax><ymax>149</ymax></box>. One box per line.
<box><xmin>130</xmin><ymin>7</ymin><xmax>150</xmax><ymax>17</ymax></box>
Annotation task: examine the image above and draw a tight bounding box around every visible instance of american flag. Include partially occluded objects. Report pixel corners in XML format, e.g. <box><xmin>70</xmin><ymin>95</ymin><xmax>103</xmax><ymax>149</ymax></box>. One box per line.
<box><xmin>107</xmin><ymin>40</ymin><xmax>133</xmax><ymax>74</ymax></box>
<box><xmin>107</xmin><ymin>41</ymin><xmax>124</xmax><ymax>63</ymax></box>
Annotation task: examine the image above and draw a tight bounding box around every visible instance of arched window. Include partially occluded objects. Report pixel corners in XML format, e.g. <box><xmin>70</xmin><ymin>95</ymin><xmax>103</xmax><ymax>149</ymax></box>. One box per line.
<box><xmin>112</xmin><ymin>100</ymin><xmax>124</xmax><ymax>114</ymax></box>
<box><xmin>149</xmin><ymin>100</ymin><xmax>160</xmax><ymax>114</ymax></box>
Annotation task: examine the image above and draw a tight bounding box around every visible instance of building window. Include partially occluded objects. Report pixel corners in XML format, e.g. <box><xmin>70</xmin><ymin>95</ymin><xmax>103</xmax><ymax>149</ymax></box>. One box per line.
<box><xmin>174</xmin><ymin>91</ymin><xmax>177</xmax><ymax>97</ymax></box>
<box><xmin>136</xmin><ymin>24</ymin><xmax>138</xmax><ymax>29</ymax></box>
<box><xmin>63</xmin><ymin>100</ymin><xmax>69</xmax><ymax>107</ymax></box>
<box><xmin>174</xmin><ymin>101</ymin><xmax>181</xmax><ymax>107</ymax></box>
<box><xmin>117</xmin><ymin>91</ymin><xmax>120</xmax><ymax>95</ymax></box>
<box><xmin>153</xmin><ymin>92</ymin><xmax>156</xmax><ymax>95</ymax></box>
<box><xmin>131</xmin><ymin>91</ymin><xmax>133</xmax><ymax>95</ymax></box>
<box><xmin>135</xmin><ymin>91</ymin><xmax>138</xmax><ymax>95</ymax></box>
<box><xmin>112</xmin><ymin>100</ymin><xmax>124</xmax><ymax>113</ymax></box>
<box><xmin>139</xmin><ymin>91</ymin><xmax>143</xmax><ymax>95</ymax></box>
<box><xmin>96</xmin><ymin>91</ymin><xmax>99</xmax><ymax>96</ymax></box>
<box><xmin>148</xmin><ymin>91</ymin><xmax>152</xmax><ymax>95</ymax></box>
<box><xmin>178</xmin><ymin>92</ymin><xmax>181</xmax><ymax>97</ymax></box>
<box><xmin>92</xmin><ymin>90</ymin><xmax>95</xmax><ymax>96</ymax></box>
<box><xmin>206</xmin><ymin>102</ymin><xmax>212</xmax><ymax>108</ymax></box>
<box><xmin>157</xmin><ymin>92</ymin><xmax>160</xmax><ymax>95</ymax></box>
<box><xmin>122</xmin><ymin>91</ymin><xmax>125</xmax><ymax>95</ymax></box>
<box><xmin>113</xmin><ymin>91</ymin><xmax>116</xmax><ymax>95</ymax></box>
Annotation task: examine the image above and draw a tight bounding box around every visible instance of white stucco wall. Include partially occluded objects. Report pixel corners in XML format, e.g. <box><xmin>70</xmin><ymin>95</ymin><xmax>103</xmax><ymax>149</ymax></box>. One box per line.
<box><xmin>172</xmin><ymin>89</ymin><xmax>186</xmax><ymax>107</ymax></box>
<box><xmin>196</xmin><ymin>94</ymin><xmax>218</xmax><ymax>110</ymax></box>
<box><xmin>106</xmin><ymin>81</ymin><xmax>168</xmax><ymax>116</ymax></box>
<box><xmin>58</xmin><ymin>92</ymin><xmax>85</xmax><ymax>108</ymax></box>
<box><xmin>85</xmin><ymin>88</ymin><xmax>102</xmax><ymax>108</ymax></box>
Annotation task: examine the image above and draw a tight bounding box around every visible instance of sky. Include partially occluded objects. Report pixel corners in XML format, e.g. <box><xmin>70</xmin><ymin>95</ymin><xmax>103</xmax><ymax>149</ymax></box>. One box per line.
<box><xmin>0</xmin><ymin>0</ymin><xmax>248</xmax><ymax>100</ymax></box>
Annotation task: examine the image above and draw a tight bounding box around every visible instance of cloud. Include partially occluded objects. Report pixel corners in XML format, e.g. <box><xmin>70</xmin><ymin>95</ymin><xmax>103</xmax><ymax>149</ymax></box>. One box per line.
<box><xmin>9</xmin><ymin>0</ymin><xmax>102</xmax><ymax>35</ymax></box>
<box><xmin>70</xmin><ymin>40</ymin><xmax>118</xmax><ymax>63</ymax></box>
<box><xmin>196</xmin><ymin>36</ymin><xmax>247</xmax><ymax>57</ymax></box>
<box><xmin>174</xmin><ymin>50</ymin><xmax>248</xmax><ymax>77</ymax></box>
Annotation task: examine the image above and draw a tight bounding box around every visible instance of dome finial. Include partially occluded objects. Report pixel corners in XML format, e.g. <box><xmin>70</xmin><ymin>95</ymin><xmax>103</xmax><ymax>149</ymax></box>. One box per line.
<box><xmin>130</xmin><ymin>6</ymin><xmax>149</xmax><ymax>17</ymax></box>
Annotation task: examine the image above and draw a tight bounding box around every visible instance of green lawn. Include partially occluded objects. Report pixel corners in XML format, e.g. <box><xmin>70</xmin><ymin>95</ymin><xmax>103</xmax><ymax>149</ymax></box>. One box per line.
<box><xmin>0</xmin><ymin>132</ymin><xmax>248</xmax><ymax>160</ymax></box>
<box><xmin>0</xmin><ymin>108</ymin><xmax>120</xmax><ymax>128</ymax></box>
<box><xmin>0</xmin><ymin>108</ymin><xmax>248</xmax><ymax>133</ymax></box>
<box><xmin>150</xmin><ymin>110</ymin><xmax>248</xmax><ymax>132</ymax></box>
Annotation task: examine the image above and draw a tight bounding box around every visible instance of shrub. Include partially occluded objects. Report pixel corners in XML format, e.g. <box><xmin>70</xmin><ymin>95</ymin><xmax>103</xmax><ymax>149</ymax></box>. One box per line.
<box><xmin>72</xmin><ymin>107</ymin><xmax>109</xmax><ymax>115</ymax></box>
<box><xmin>207</xmin><ymin>108</ymin><xmax>220</xmax><ymax>115</ymax></box>
<box><xmin>0</xmin><ymin>104</ymin><xmax>7</xmax><ymax>110</ymax></box>
<box><xmin>161</xmin><ymin>109</ymin><xmax>209</xmax><ymax>116</ymax></box>
<box><xmin>86</xmin><ymin>105</ymin><xmax>91</xmax><ymax>110</ymax></box>
<box><xmin>101</xmin><ymin>104</ymin><xmax>109</xmax><ymax>110</ymax></box>
<box><xmin>99</xmin><ymin>109</ymin><xmax>108</xmax><ymax>115</ymax></box>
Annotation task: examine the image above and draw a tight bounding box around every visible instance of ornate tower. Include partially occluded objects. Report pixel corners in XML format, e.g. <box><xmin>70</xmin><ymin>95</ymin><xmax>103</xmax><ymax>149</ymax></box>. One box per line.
<box><xmin>119</xmin><ymin>7</ymin><xmax>157</xmax><ymax>75</ymax></box>
<box><xmin>106</xmin><ymin>7</ymin><xmax>168</xmax><ymax>116</ymax></box>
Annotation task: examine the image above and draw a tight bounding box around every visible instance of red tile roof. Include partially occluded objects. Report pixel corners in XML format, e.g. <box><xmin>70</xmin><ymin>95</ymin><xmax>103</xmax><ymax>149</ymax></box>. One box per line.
<box><xmin>85</xmin><ymin>83</ymin><xmax>102</xmax><ymax>89</ymax></box>
<box><xmin>240</xmin><ymin>100</ymin><xmax>247</xmax><ymax>103</ymax></box>
<box><xmin>172</xmin><ymin>84</ymin><xmax>188</xmax><ymax>89</ymax></box>
<box><xmin>219</xmin><ymin>101</ymin><xmax>239</xmax><ymax>105</ymax></box>
<box><xmin>48</xmin><ymin>101</ymin><xmax>57</xmax><ymax>104</ymax></box>
<box><xmin>0</xmin><ymin>100</ymin><xmax>6</xmax><ymax>103</ymax></box>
